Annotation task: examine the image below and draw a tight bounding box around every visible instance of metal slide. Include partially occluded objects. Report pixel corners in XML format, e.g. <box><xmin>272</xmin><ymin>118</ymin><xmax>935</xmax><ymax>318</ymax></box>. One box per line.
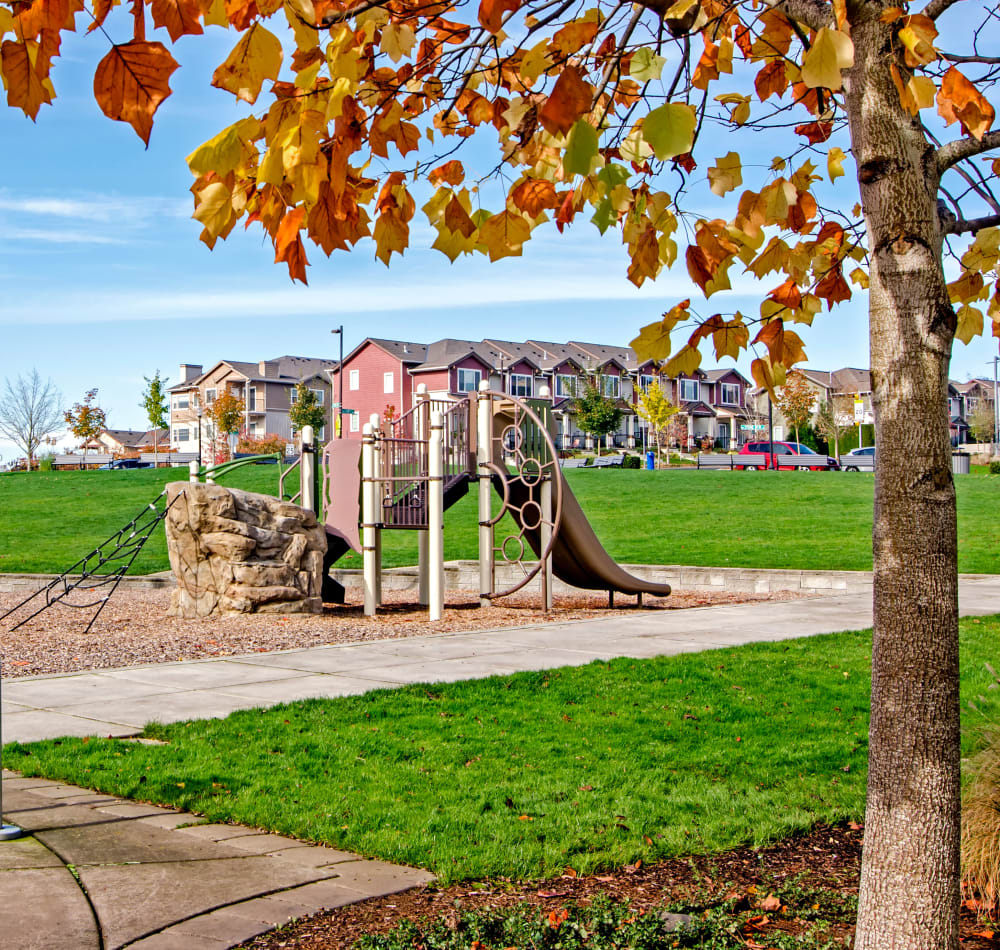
<box><xmin>500</xmin><ymin>468</ymin><xmax>672</xmax><ymax>599</ymax></box>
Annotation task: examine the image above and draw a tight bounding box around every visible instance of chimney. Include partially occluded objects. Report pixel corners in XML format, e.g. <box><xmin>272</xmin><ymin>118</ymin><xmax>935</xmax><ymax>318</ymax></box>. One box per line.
<box><xmin>258</xmin><ymin>360</ymin><xmax>278</xmax><ymax>377</ymax></box>
<box><xmin>179</xmin><ymin>364</ymin><xmax>202</xmax><ymax>382</ymax></box>
<box><xmin>402</xmin><ymin>344</ymin><xmax>408</xmax><ymax>354</ymax></box>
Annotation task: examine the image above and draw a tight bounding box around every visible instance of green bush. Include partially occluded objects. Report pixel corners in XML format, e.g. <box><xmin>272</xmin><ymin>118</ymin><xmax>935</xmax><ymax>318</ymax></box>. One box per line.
<box><xmin>990</xmin><ymin>460</ymin><xmax>1000</xmax><ymax>475</ymax></box>
<box><xmin>622</xmin><ymin>454</ymin><xmax>641</xmax><ymax>469</ymax></box>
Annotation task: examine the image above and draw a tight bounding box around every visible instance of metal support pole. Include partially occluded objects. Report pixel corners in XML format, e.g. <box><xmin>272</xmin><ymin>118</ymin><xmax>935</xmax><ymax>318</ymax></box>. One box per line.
<box><xmin>428</xmin><ymin>411</ymin><xmax>445</xmax><ymax>621</ymax></box>
<box><xmin>477</xmin><ymin>383</ymin><xmax>494</xmax><ymax>607</ymax></box>
<box><xmin>993</xmin><ymin>354</ymin><xmax>999</xmax><ymax>458</ymax></box>
<box><xmin>415</xmin><ymin>386</ymin><xmax>430</xmax><ymax>606</ymax></box>
<box><xmin>0</xmin><ymin>660</ymin><xmax>25</xmax><ymax>841</ymax></box>
<box><xmin>300</xmin><ymin>425</ymin><xmax>316</xmax><ymax>514</ymax></box>
<box><xmin>361</xmin><ymin>423</ymin><xmax>377</xmax><ymax>617</ymax></box>
<box><xmin>370</xmin><ymin>414</ymin><xmax>383</xmax><ymax>605</ymax></box>
<box><xmin>188</xmin><ymin>460</ymin><xmax>200</xmax><ymax>484</ymax></box>
<box><xmin>540</xmin><ymin>475</ymin><xmax>553</xmax><ymax>612</ymax></box>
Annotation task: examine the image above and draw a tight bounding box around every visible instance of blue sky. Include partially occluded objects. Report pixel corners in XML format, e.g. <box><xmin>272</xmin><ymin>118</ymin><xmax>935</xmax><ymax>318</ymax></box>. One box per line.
<box><xmin>0</xmin><ymin>20</ymin><xmax>996</xmax><ymax>463</ymax></box>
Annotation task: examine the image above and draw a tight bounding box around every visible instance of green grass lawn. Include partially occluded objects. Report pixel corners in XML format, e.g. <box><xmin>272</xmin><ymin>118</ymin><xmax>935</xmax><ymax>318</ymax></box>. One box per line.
<box><xmin>7</xmin><ymin>615</ymin><xmax>1000</xmax><ymax>882</ymax></box>
<box><xmin>2</xmin><ymin>466</ymin><xmax>999</xmax><ymax>575</ymax></box>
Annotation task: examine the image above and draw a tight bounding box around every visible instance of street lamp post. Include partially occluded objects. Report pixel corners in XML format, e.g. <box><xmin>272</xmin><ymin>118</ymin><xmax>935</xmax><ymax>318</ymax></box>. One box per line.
<box><xmin>196</xmin><ymin>405</ymin><xmax>203</xmax><ymax>465</ymax></box>
<box><xmin>331</xmin><ymin>326</ymin><xmax>344</xmax><ymax>438</ymax></box>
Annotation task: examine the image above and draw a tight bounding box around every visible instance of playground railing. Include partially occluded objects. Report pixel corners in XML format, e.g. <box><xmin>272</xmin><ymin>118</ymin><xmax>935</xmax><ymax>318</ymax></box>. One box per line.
<box><xmin>378</xmin><ymin>435</ymin><xmax>428</xmax><ymax>528</ymax></box>
<box><xmin>279</xmin><ymin>455</ymin><xmax>302</xmax><ymax>504</ymax></box>
<box><xmin>198</xmin><ymin>453</ymin><xmax>284</xmax><ymax>486</ymax></box>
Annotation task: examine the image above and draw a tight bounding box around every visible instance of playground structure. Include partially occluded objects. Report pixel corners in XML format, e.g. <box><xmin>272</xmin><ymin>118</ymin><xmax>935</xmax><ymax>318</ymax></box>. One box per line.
<box><xmin>311</xmin><ymin>384</ymin><xmax>671</xmax><ymax>620</ymax></box>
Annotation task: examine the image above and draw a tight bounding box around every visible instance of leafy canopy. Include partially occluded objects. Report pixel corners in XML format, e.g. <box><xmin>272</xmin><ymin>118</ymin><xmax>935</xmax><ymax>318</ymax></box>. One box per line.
<box><xmin>289</xmin><ymin>381</ymin><xmax>328</xmax><ymax>433</ymax></box>
<box><xmin>4</xmin><ymin>0</ymin><xmax>997</xmax><ymax>390</ymax></box>
<box><xmin>65</xmin><ymin>389</ymin><xmax>107</xmax><ymax>443</ymax></box>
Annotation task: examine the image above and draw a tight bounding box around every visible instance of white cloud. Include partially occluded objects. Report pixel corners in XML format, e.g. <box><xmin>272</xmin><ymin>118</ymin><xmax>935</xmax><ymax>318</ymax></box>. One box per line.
<box><xmin>2</xmin><ymin>228</ymin><xmax>130</xmax><ymax>245</ymax></box>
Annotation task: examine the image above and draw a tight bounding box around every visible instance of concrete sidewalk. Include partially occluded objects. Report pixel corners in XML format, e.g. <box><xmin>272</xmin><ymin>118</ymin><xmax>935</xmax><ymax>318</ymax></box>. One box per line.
<box><xmin>0</xmin><ymin>771</ymin><xmax>433</xmax><ymax>950</ymax></box>
<box><xmin>4</xmin><ymin>575</ymin><xmax>999</xmax><ymax>744</ymax></box>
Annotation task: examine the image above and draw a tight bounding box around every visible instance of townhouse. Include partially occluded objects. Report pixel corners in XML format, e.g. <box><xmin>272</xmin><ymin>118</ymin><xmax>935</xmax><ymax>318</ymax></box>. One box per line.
<box><xmin>167</xmin><ymin>356</ymin><xmax>336</xmax><ymax>461</ymax></box>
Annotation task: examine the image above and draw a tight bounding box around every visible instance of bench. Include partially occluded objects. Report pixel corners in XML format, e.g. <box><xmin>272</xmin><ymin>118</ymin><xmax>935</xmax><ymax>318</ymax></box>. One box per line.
<box><xmin>560</xmin><ymin>458</ymin><xmax>586</xmax><ymax>469</ymax></box>
<box><xmin>52</xmin><ymin>454</ymin><xmax>113</xmax><ymax>468</ymax></box>
<box><xmin>696</xmin><ymin>453</ymin><xmax>738</xmax><ymax>469</ymax></box>
<box><xmin>140</xmin><ymin>452</ymin><xmax>200</xmax><ymax>466</ymax></box>
<box><xmin>590</xmin><ymin>454</ymin><xmax>624</xmax><ymax>468</ymax></box>
<box><xmin>841</xmin><ymin>455</ymin><xmax>875</xmax><ymax>471</ymax></box>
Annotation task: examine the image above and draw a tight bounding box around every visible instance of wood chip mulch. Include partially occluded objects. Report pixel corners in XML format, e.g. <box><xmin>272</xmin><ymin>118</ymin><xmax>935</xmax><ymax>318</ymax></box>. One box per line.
<box><xmin>240</xmin><ymin>824</ymin><xmax>999</xmax><ymax>949</ymax></box>
<box><xmin>0</xmin><ymin>586</ymin><xmax>803</xmax><ymax>679</ymax></box>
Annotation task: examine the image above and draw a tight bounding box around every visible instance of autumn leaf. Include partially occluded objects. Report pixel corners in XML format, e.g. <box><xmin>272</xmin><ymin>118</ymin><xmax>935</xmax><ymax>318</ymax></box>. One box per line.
<box><xmin>707</xmin><ymin>152</ymin><xmax>742</xmax><ymax>196</ymax></box>
<box><xmin>955</xmin><ymin>304</ymin><xmax>984</xmax><ymax>344</ymax></box>
<box><xmin>642</xmin><ymin>103</ymin><xmax>696</xmax><ymax>161</ymax></box>
<box><xmin>2</xmin><ymin>39</ymin><xmax>54</xmax><ymax>119</ymax></box>
<box><xmin>630</xmin><ymin>47</ymin><xmax>665</xmax><ymax>82</ymax></box>
<box><xmin>712</xmin><ymin>314</ymin><xmax>748</xmax><ymax>360</ymax></box>
<box><xmin>478</xmin><ymin>210</ymin><xmax>531</xmax><ymax>261</ymax></box>
<box><xmin>212</xmin><ymin>23</ymin><xmax>282</xmax><ymax>105</ymax></box>
<box><xmin>754</xmin><ymin>60</ymin><xmax>788</xmax><ymax>102</ymax></box>
<box><xmin>478</xmin><ymin>0</ymin><xmax>519</xmax><ymax>34</ymax></box>
<box><xmin>93</xmin><ymin>40</ymin><xmax>178</xmax><ymax>145</ymax></box>
<box><xmin>193</xmin><ymin>180</ymin><xmax>235</xmax><ymax>242</ymax></box>
<box><xmin>274</xmin><ymin>206</ymin><xmax>309</xmax><ymax>283</ymax></box>
<box><xmin>429</xmin><ymin>160</ymin><xmax>465</xmax><ymax>186</ymax></box>
<box><xmin>937</xmin><ymin>66</ymin><xmax>995</xmax><ymax>141</ymax></box>
<box><xmin>151</xmin><ymin>0</ymin><xmax>204</xmax><ymax>41</ymax></box>
<box><xmin>511</xmin><ymin>178</ymin><xmax>557</xmax><ymax>217</ymax></box>
<box><xmin>898</xmin><ymin>14</ymin><xmax>938</xmax><ymax>68</ymax></box>
<box><xmin>630</xmin><ymin>300</ymin><xmax>690</xmax><ymax>363</ymax></box>
<box><xmin>827</xmin><ymin>146</ymin><xmax>846</xmax><ymax>181</ymax></box>
<box><xmin>800</xmin><ymin>28</ymin><xmax>854</xmax><ymax>90</ymax></box>
<box><xmin>754</xmin><ymin>319</ymin><xmax>806</xmax><ymax>366</ymax></box>
<box><xmin>665</xmin><ymin>343</ymin><xmax>702</xmax><ymax>378</ymax></box>
<box><xmin>538</xmin><ymin>66</ymin><xmax>593</xmax><ymax>136</ymax></box>
<box><xmin>563</xmin><ymin>118</ymin><xmax>599</xmax><ymax>177</ymax></box>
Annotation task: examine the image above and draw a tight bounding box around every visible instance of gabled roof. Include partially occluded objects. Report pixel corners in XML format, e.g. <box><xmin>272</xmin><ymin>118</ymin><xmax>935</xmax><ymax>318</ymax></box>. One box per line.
<box><xmin>412</xmin><ymin>339</ymin><xmax>505</xmax><ymax>373</ymax></box>
<box><xmin>483</xmin><ymin>339</ymin><xmax>551</xmax><ymax>371</ymax></box>
<box><xmin>831</xmin><ymin>367</ymin><xmax>872</xmax><ymax>394</ymax></box>
<box><xmin>702</xmin><ymin>368</ymin><xmax>750</xmax><ymax>385</ymax></box>
<box><xmin>569</xmin><ymin>341</ymin><xmax>639</xmax><ymax>370</ymax></box>
<box><xmin>951</xmin><ymin>377</ymin><xmax>993</xmax><ymax>394</ymax></box>
<box><xmin>682</xmin><ymin>400</ymin><xmax>716</xmax><ymax>417</ymax></box>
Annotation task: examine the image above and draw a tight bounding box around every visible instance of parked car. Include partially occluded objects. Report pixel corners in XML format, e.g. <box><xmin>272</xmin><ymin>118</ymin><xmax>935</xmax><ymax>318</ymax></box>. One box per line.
<box><xmin>736</xmin><ymin>441</ymin><xmax>840</xmax><ymax>471</ymax></box>
<box><xmin>98</xmin><ymin>458</ymin><xmax>151</xmax><ymax>470</ymax></box>
<box><xmin>842</xmin><ymin>445</ymin><xmax>876</xmax><ymax>471</ymax></box>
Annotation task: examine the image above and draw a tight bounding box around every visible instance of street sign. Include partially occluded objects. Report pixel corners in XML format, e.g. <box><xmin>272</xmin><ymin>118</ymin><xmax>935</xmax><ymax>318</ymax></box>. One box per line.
<box><xmin>340</xmin><ymin>408</ymin><xmax>357</xmax><ymax>415</ymax></box>
<box><xmin>854</xmin><ymin>399</ymin><xmax>864</xmax><ymax>423</ymax></box>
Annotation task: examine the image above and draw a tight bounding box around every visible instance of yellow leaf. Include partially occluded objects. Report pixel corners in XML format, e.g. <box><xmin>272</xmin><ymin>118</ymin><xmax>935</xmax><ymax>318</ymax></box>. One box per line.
<box><xmin>707</xmin><ymin>151</ymin><xmax>742</xmax><ymax>196</ymax></box>
<box><xmin>0</xmin><ymin>7</ymin><xmax>17</xmax><ymax>36</ymax></box>
<box><xmin>898</xmin><ymin>14</ymin><xmax>938</xmax><ymax>68</ymax></box>
<box><xmin>827</xmin><ymin>146</ymin><xmax>846</xmax><ymax>181</ymax></box>
<box><xmin>800</xmin><ymin>28</ymin><xmax>854</xmax><ymax>90</ymax></box>
<box><xmin>664</xmin><ymin>344</ymin><xmax>702</xmax><ymax>378</ymax></box>
<box><xmin>193</xmin><ymin>181</ymin><xmax>234</xmax><ymax>240</ymax></box>
<box><xmin>630</xmin><ymin>300</ymin><xmax>690</xmax><ymax>364</ymax></box>
<box><xmin>850</xmin><ymin>267</ymin><xmax>869</xmax><ymax>289</ymax></box>
<box><xmin>211</xmin><ymin>23</ymin><xmax>283</xmax><ymax>105</ymax></box>
<box><xmin>380</xmin><ymin>22</ymin><xmax>416</xmax><ymax>63</ymax></box>
<box><xmin>478</xmin><ymin>210</ymin><xmax>531</xmax><ymax>261</ymax></box>
<box><xmin>909</xmin><ymin>75</ymin><xmax>936</xmax><ymax>110</ymax></box>
<box><xmin>956</xmin><ymin>304</ymin><xmax>984</xmax><ymax>344</ymax></box>
<box><xmin>712</xmin><ymin>315</ymin><xmax>748</xmax><ymax>361</ymax></box>
<box><xmin>187</xmin><ymin>117</ymin><xmax>259</xmax><ymax>176</ymax></box>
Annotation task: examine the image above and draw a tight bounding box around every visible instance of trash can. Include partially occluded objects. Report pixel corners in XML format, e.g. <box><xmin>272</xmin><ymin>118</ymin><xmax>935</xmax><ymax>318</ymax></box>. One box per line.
<box><xmin>645</xmin><ymin>451</ymin><xmax>655</xmax><ymax>470</ymax></box>
<box><xmin>952</xmin><ymin>452</ymin><xmax>971</xmax><ymax>475</ymax></box>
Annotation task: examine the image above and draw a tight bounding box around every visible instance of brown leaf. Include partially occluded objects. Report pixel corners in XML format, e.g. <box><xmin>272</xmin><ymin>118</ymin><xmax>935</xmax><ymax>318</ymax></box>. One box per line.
<box><xmin>754</xmin><ymin>60</ymin><xmax>788</xmax><ymax>102</ymax></box>
<box><xmin>937</xmin><ymin>66</ymin><xmax>994</xmax><ymax>140</ymax></box>
<box><xmin>15</xmin><ymin>0</ymin><xmax>82</xmax><ymax>38</ymax></box>
<box><xmin>151</xmin><ymin>0</ymin><xmax>204</xmax><ymax>41</ymax></box>
<box><xmin>477</xmin><ymin>0</ymin><xmax>519</xmax><ymax>34</ymax></box>
<box><xmin>274</xmin><ymin>206</ymin><xmax>309</xmax><ymax>284</ymax></box>
<box><xmin>538</xmin><ymin>66</ymin><xmax>593</xmax><ymax>136</ymax></box>
<box><xmin>428</xmin><ymin>160</ymin><xmax>465</xmax><ymax>186</ymax></box>
<box><xmin>511</xmin><ymin>178</ymin><xmax>557</xmax><ymax>217</ymax></box>
<box><xmin>814</xmin><ymin>264</ymin><xmax>851</xmax><ymax>307</ymax></box>
<box><xmin>443</xmin><ymin>196</ymin><xmax>476</xmax><ymax>238</ymax></box>
<box><xmin>1</xmin><ymin>38</ymin><xmax>53</xmax><ymax>120</ymax></box>
<box><xmin>93</xmin><ymin>40</ymin><xmax>179</xmax><ymax>145</ymax></box>
<box><xmin>794</xmin><ymin>121</ymin><xmax>833</xmax><ymax>144</ymax></box>
<box><xmin>760</xmin><ymin>893</ymin><xmax>782</xmax><ymax>912</ymax></box>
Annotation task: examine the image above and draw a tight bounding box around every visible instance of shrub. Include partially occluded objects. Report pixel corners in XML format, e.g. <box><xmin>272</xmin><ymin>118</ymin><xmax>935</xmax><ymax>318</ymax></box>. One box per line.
<box><xmin>235</xmin><ymin>433</ymin><xmax>289</xmax><ymax>456</ymax></box>
<box><xmin>990</xmin><ymin>461</ymin><xmax>1000</xmax><ymax>475</ymax></box>
<box><xmin>622</xmin><ymin>453</ymin><xmax>641</xmax><ymax>469</ymax></box>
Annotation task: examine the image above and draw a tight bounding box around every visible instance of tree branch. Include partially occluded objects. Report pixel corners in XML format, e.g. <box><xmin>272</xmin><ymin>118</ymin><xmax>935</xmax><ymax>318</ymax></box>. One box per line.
<box><xmin>936</xmin><ymin>130</ymin><xmax>1000</xmax><ymax>175</ymax></box>
<box><xmin>763</xmin><ymin>0</ymin><xmax>831</xmax><ymax>32</ymax></box>
<box><xmin>941</xmin><ymin>52</ymin><xmax>1000</xmax><ymax>64</ymax></box>
<box><xmin>921</xmin><ymin>0</ymin><xmax>967</xmax><ymax>20</ymax></box>
<box><xmin>946</xmin><ymin>212</ymin><xmax>1000</xmax><ymax>235</ymax></box>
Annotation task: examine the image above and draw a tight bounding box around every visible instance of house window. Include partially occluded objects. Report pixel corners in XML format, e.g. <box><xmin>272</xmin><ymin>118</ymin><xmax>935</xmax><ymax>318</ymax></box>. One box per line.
<box><xmin>349</xmin><ymin>369</ymin><xmax>360</xmax><ymax>391</ymax></box>
<box><xmin>601</xmin><ymin>376</ymin><xmax>620</xmax><ymax>399</ymax></box>
<box><xmin>680</xmin><ymin>378</ymin><xmax>699</xmax><ymax>402</ymax></box>
<box><xmin>311</xmin><ymin>388</ymin><xmax>324</xmax><ymax>404</ymax></box>
<box><xmin>457</xmin><ymin>368</ymin><xmax>481</xmax><ymax>393</ymax></box>
<box><xmin>384</xmin><ymin>372</ymin><xmax>394</xmax><ymax>394</ymax></box>
<box><xmin>720</xmin><ymin>383</ymin><xmax>740</xmax><ymax>405</ymax></box>
<box><xmin>248</xmin><ymin>422</ymin><xmax>258</xmax><ymax>435</ymax></box>
<box><xmin>317</xmin><ymin>425</ymin><xmax>326</xmax><ymax>440</ymax></box>
<box><xmin>174</xmin><ymin>427</ymin><xmax>189</xmax><ymax>442</ymax></box>
<box><xmin>555</xmin><ymin>374</ymin><xmax>577</xmax><ymax>398</ymax></box>
<box><xmin>205</xmin><ymin>388</ymin><xmax>216</xmax><ymax>405</ymax></box>
<box><xmin>510</xmin><ymin>374</ymin><xmax>532</xmax><ymax>397</ymax></box>
<box><xmin>639</xmin><ymin>374</ymin><xmax>655</xmax><ymax>392</ymax></box>
<box><xmin>174</xmin><ymin>394</ymin><xmax>189</xmax><ymax>410</ymax></box>
<box><xmin>350</xmin><ymin>412</ymin><xmax>360</xmax><ymax>432</ymax></box>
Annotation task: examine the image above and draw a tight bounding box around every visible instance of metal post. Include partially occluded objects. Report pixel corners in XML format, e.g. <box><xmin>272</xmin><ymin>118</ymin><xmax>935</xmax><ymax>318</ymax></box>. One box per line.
<box><xmin>361</xmin><ymin>422</ymin><xmax>377</xmax><ymax>617</ymax></box>
<box><xmin>540</xmin><ymin>475</ymin><xmax>553</xmax><ymax>612</ymax></box>
<box><xmin>415</xmin><ymin>386</ymin><xmax>430</xmax><ymax>606</ymax></box>
<box><xmin>300</xmin><ymin>425</ymin><xmax>316</xmax><ymax>514</ymax></box>
<box><xmin>0</xmin><ymin>660</ymin><xmax>25</xmax><ymax>841</ymax></box>
<box><xmin>188</xmin><ymin>460</ymin><xmax>200</xmax><ymax>483</ymax></box>
<box><xmin>477</xmin><ymin>383</ymin><xmax>494</xmax><ymax>607</ymax></box>
<box><xmin>428</xmin><ymin>411</ymin><xmax>445</xmax><ymax>621</ymax></box>
<box><xmin>993</xmin><ymin>354</ymin><xmax>999</xmax><ymax>457</ymax></box>
<box><xmin>767</xmin><ymin>396</ymin><xmax>774</xmax><ymax>469</ymax></box>
<box><xmin>370</xmin><ymin>414</ymin><xmax>383</xmax><ymax>605</ymax></box>
<box><xmin>332</xmin><ymin>326</ymin><xmax>344</xmax><ymax>438</ymax></box>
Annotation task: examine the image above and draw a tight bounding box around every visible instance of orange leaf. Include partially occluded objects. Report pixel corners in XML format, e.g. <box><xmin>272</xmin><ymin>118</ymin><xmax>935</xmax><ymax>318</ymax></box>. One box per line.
<box><xmin>151</xmin><ymin>0</ymin><xmax>204</xmax><ymax>41</ymax></box>
<box><xmin>428</xmin><ymin>160</ymin><xmax>465</xmax><ymax>186</ymax></box>
<box><xmin>88</xmin><ymin>0</ymin><xmax>113</xmax><ymax>31</ymax></box>
<box><xmin>93</xmin><ymin>40</ymin><xmax>178</xmax><ymax>145</ymax></box>
<box><xmin>794</xmin><ymin>121</ymin><xmax>832</xmax><ymax>144</ymax></box>
<box><xmin>754</xmin><ymin>60</ymin><xmax>788</xmax><ymax>102</ymax></box>
<box><xmin>274</xmin><ymin>206</ymin><xmax>309</xmax><ymax>284</ymax></box>
<box><xmin>692</xmin><ymin>39</ymin><xmax>719</xmax><ymax>91</ymax></box>
<box><xmin>815</xmin><ymin>265</ymin><xmax>852</xmax><ymax>308</ymax></box>
<box><xmin>937</xmin><ymin>66</ymin><xmax>995</xmax><ymax>141</ymax></box>
<box><xmin>511</xmin><ymin>178</ymin><xmax>558</xmax><ymax>217</ymax></box>
<box><xmin>15</xmin><ymin>0</ymin><xmax>82</xmax><ymax>37</ymax></box>
<box><xmin>551</xmin><ymin>19</ymin><xmax>599</xmax><ymax>58</ymax></box>
<box><xmin>477</xmin><ymin>0</ymin><xmax>519</xmax><ymax>34</ymax></box>
<box><xmin>769</xmin><ymin>278</ymin><xmax>801</xmax><ymax>310</ymax></box>
<box><xmin>1</xmin><ymin>38</ymin><xmax>53</xmax><ymax>120</ymax></box>
<box><xmin>538</xmin><ymin>66</ymin><xmax>593</xmax><ymax>136</ymax></box>
<box><xmin>444</xmin><ymin>196</ymin><xmax>476</xmax><ymax>237</ymax></box>
<box><xmin>224</xmin><ymin>0</ymin><xmax>258</xmax><ymax>30</ymax></box>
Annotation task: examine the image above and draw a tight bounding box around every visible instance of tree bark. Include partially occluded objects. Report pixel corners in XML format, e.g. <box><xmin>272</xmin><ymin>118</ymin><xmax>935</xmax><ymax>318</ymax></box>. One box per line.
<box><xmin>846</xmin><ymin>9</ymin><xmax>961</xmax><ymax>949</ymax></box>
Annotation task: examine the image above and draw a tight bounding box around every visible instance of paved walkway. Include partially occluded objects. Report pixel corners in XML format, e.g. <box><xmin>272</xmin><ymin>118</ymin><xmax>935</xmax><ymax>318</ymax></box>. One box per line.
<box><xmin>5</xmin><ymin>575</ymin><xmax>1000</xmax><ymax>744</ymax></box>
<box><xmin>0</xmin><ymin>771</ymin><xmax>433</xmax><ymax>950</ymax></box>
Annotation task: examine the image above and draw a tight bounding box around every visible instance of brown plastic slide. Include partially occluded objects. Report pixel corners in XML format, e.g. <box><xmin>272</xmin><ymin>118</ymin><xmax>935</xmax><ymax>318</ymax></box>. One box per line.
<box><xmin>503</xmin><ymin>469</ymin><xmax>672</xmax><ymax>599</ymax></box>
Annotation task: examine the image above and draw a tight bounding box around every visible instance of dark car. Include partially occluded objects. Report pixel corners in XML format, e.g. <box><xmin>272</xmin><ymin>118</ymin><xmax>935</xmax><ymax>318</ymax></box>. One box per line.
<box><xmin>98</xmin><ymin>458</ymin><xmax>150</xmax><ymax>470</ymax></box>
<box><xmin>736</xmin><ymin>441</ymin><xmax>840</xmax><ymax>471</ymax></box>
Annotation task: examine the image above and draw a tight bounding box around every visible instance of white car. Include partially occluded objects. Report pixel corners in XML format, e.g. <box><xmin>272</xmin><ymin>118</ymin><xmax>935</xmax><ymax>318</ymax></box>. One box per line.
<box><xmin>843</xmin><ymin>446</ymin><xmax>876</xmax><ymax>471</ymax></box>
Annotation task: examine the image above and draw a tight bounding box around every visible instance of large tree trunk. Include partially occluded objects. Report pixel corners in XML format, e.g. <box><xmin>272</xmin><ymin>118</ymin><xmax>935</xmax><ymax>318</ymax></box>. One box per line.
<box><xmin>846</xmin><ymin>13</ymin><xmax>961</xmax><ymax>950</ymax></box>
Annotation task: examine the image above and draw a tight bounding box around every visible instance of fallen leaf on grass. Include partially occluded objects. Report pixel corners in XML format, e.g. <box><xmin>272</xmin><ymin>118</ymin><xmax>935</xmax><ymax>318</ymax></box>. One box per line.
<box><xmin>760</xmin><ymin>893</ymin><xmax>782</xmax><ymax>912</ymax></box>
<box><xmin>537</xmin><ymin>889</ymin><xmax>570</xmax><ymax>898</ymax></box>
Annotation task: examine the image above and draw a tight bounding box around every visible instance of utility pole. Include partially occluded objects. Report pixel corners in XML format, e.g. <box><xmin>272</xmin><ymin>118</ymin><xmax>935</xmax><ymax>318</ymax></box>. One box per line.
<box><xmin>331</xmin><ymin>326</ymin><xmax>344</xmax><ymax>438</ymax></box>
<box><xmin>991</xmin><ymin>352</ymin><xmax>999</xmax><ymax>457</ymax></box>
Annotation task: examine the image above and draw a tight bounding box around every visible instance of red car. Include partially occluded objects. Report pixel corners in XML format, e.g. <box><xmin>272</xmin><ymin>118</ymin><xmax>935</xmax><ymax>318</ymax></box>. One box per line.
<box><xmin>736</xmin><ymin>441</ymin><xmax>840</xmax><ymax>471</ymax></box>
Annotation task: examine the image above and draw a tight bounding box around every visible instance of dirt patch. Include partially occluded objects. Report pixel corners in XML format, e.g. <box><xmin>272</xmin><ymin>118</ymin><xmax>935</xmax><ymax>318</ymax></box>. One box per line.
<box><xmin>239</xmin><ymin>824</ymin><xmax>997</xmax><ymax>948</ymax></box>
<box><xmin>0</xmin><ymin>586</ymin><xmax>805</xmax><ymax>679</ymax></box>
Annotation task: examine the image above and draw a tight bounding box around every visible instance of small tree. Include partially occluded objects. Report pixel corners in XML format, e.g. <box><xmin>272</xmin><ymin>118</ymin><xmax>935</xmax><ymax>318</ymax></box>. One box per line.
<box><xmin>64</xmin><ymin>389</ymin><xmax>107</xmax><ymax>469</ymax></box>
<box><xmin>775</xmin><ymin>371</ymin><xmax>816</xmax><ymax>447</ymax></box>
<box><xmin>968</xmin><ymin>402</ymin><xmax>996</xmax><ymax>447</ymax></box>
<box><xmin>574</xmin><ymin>377</ymin><xmax>622</xmax><ymax>456</ymax></box>
<box><xmin>289</xmin><ymin>382</ymin><xmax>328</xmax><ymax>439</ymax></box>
<box><xmin>206</xmin><ymin>391</ymin><xmax>245</xmax><ymax>461</ymax></box>
<box><xmin>140</xmin><ymin>370</ymin><xmax>169</xmax><ymax>467</ymax></box>
<box><xmin>0</xmin><ymin>370</ymin><xmax>63</xmax><ymax>472</ymax></box>
<box><xmin>815</xmin><ymin>394</ymin><xmax>856</xmax><ymax>460</ymax></box>
<box><xmin>636</xmin><ymin>381</ymin><xmax>679</xmax><ymax>468</ymax></box>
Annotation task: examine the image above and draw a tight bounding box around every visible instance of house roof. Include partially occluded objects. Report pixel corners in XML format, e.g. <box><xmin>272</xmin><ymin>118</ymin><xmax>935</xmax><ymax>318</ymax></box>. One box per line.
<box><xmin>168</xmin><ymin>356</ymin><xmax>335</xmax><ymax>391</ymax></box>
<box><xmin>831</xmin><ymin>367</ymin><xmax>872</xmax><ymax>394</ymax></box>
<box><xmin>482</xmin><ymin>339</ymin><xmax>549</xmax><ymax>371</ymax></box>
<box><xmin>100</xmin><ymin>429</ymin><xmax>149</xmax><ymax>444</ymax></box>
<box><xmin>951</xmin><ymin>377</ymin><xmax>993</xmax><ymax>394</ymax></box>
<box><xmin>682</xmin><ymin>400</ymin><xmax>717</xmax><ymax>417</ymax></box>
<box><xmin>569</xmin><ymin>341</ymin><xmax>639</xmax><ymax>370</ymax></box>
<box><xmin>412</xmin><ymin>339</ymin><xmax>505</xmax><ymax>373</ymax></box>
<box><xmin>702</xmin><ymin>368</ymin><xmax>750</xmax><ymax>385</ymax></box>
